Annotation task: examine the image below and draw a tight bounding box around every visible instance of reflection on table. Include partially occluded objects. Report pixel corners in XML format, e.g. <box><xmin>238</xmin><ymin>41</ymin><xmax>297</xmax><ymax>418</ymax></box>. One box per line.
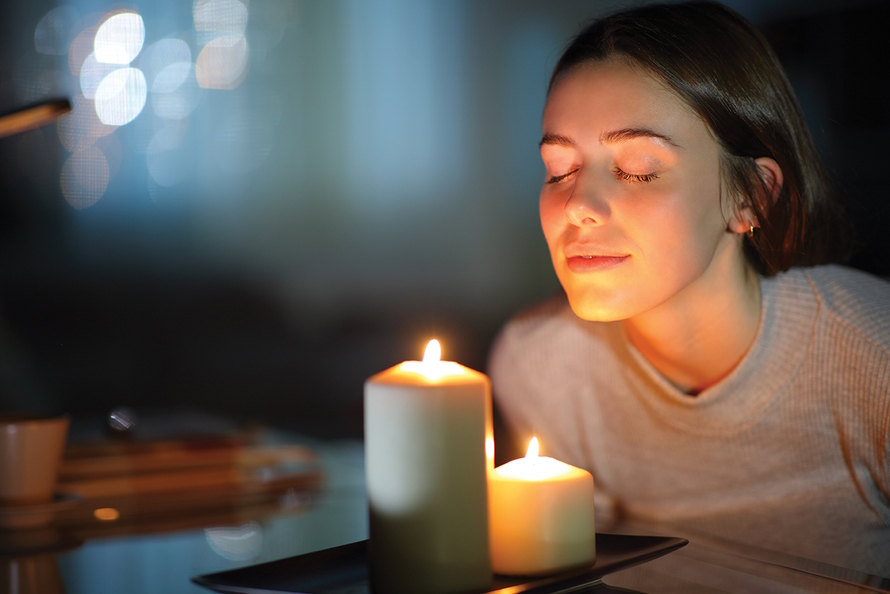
<box><xmin>1</xmin><ymin>425</ymin><xmax>888</xmax><ymax>594</ymax></box>
<box><xmin>2</xmin><ymin>425</ymin><xmax>367</xmax><ymax>594</ymax></box>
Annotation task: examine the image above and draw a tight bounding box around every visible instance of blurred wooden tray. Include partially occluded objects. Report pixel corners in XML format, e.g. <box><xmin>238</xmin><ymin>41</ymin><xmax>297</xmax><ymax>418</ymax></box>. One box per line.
<box><xmin>61</xmin><ymin>437</ymin><xmax>315</xmax><ymax>479</ymax></box>
<box><xmin>55</xmin><ymin>438</ymin><xmax>322</xmax><ymax>538</ymax></box>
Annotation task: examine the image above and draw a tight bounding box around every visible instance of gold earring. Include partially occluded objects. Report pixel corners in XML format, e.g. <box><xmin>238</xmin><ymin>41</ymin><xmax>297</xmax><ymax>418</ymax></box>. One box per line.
<box><xmin>747</xmin><ymin>224</ymin><xmax>755</xmax><ymax>238</ymax></box>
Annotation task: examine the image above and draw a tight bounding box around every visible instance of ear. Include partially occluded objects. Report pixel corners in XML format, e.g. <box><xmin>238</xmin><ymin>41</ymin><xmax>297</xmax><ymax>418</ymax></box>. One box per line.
<box><xmin>726</xmin><ymin>157</ymin><xmax>784</xmax><ymax>235</ymax></box>
<box><xmin>755</xmin><ymin>157</ymin><xmax>783</xmax><ymax>205</ymax></box>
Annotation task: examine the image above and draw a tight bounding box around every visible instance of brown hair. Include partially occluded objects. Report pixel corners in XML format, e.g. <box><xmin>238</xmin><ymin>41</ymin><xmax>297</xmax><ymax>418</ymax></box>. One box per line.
<box><xmin>549</xmin><ymin>1</ymin><xmax>852</xmax><ymax>276</ymax></box>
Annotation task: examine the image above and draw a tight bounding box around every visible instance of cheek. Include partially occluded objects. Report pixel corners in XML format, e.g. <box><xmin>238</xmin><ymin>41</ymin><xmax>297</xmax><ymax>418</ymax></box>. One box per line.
<box><xmin>630</xmin><ymin>175</ymin><xmax>726</xmax><ymax>269</ymax></box>
<box><xmin>539</xmin><ymin>191</ymin><xmax>564</xmax><ymax>248</ymax></box>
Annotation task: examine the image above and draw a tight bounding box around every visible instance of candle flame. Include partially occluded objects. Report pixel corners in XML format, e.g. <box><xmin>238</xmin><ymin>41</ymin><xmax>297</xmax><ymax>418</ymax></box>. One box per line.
<box><xmin>399</xmin><ymin>339</ymin><xmax>467</xmax><ymax>380</ymax></box>
<box><xmin>525</xmin><ymin>437</ymin><xmax>539</xmax><ymax>460</ymax></box>
<box><xmin>423</xmin><ymin>339</ymin><xmax>441</xmax><ymax>363</ymax></box>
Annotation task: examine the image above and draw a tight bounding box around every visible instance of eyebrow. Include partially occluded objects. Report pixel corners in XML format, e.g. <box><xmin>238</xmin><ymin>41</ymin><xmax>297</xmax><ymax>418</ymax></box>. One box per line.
<box><xmin>600</xmin><ymin>127</ymin><xmax>679</xmax><ymax>147</ymax></box>
<box><xmin>538</xmin><ymin>133</ymin><xmax>575</xmax><ymax>148</ymax></box>
<box><xmin>539</xmin><ymin>128</ymin><xmax>680</xmax><ymax>148</ymax></box>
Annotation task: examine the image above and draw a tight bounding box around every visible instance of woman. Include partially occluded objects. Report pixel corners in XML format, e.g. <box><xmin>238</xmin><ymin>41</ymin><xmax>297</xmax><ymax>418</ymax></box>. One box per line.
<box><xmin>489</xmin><ymin>1</ymin><xmax>890</xmax><ymax>576</ymax></box>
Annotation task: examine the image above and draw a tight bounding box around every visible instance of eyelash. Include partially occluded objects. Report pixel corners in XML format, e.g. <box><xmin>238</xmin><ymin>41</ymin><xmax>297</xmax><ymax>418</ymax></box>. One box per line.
<box><xmin>545</xmin><ymin>168</ymin><xmax>659</xmax><ymax>185</ymax></box>
<box><xmin>614</xmin><ymin>168</ymin><xmax>659</xmax><ymax>183</ymax></box>
<box><xmin>546</xmin><ymin>169</ymin><xmax>578</xmax><ymax>184</ymax></box>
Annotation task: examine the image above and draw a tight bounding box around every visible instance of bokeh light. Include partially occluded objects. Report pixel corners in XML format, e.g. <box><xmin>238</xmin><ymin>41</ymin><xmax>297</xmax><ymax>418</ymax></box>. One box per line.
<box><xmin>141</xmin><ymin>39</ymin><xmax>200</xmax><ymax>120</ymax></box>
<box><xmin>247</xmin><ymin>0</ymin><xmax>295</xmax><ymax>59</ymax></box>
<box><xmin>149</xmin><ymin>123</ymin><xmax>187</xmax><ymax>152</ymax></box>
<box><xmin>94</xmin><ymin>12</ymin><xmax>145</xmax><ymax>65</ymax></box>
<box><xmin>152</xmin><ymin>62</ymin><xmax>191</xmax><ymax>94</ymax></box>
<box><xmin>142</xmin><ymin>38</ymin><xmax>192</xmax><ymax>89</ymax></box>
<box><xmin>194</xmin><ymin>0</ymin><xmax>248</xmax><ymax>34</ymax></box>
<box><xmin>60</xmin><ymin>146</ymin><xmax>110</xmax><ymax>209</ymax></box>
<box><xmin>196</xmin><ymin>35</ymin><xmax>249</xmax><ymax>89</ymax></box>
<box><xmin>69</xmin><ymin>25</ymin><xmax>100</xmax><ymax>77</ymax></box>
<box><xmin>94</xmin><ymin>67</ymin><xmax>147</xmax><ymax>126</ymax></box>
<box><xmin>34</xmin><ymin>6</ymin><xmax>79</xmax><ymax>56</ymax></box>
<box><xmin>27</xmin><ymin>0</ymin><xmax>298</xmax><ymax>213</ymax></box>
<box><xmin>93</xmin><ymin>507</ymin><xmax>120</xmax><ymax>521</ymax></box>
<box><xmin>58</xmin><ymin>96</ymin><xmax>116</xmax><ymax>153</ymax></box>
<box><xmin>193</xmin><ymin>0</ymin><xmax>250</xmax><ymax>89</ymax></box>
<box><xmin>79</xmin><ymin>52</ymin><xmax>118</xmax><ymax>99</ymax></box>
<box><xmin>151</xmin><ymin>65</ymin><xmax>202</xmax><ymax>120</ymax></box>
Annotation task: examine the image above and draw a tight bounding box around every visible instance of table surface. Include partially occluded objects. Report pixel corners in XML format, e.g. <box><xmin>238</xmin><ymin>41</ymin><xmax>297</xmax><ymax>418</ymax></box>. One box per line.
<box><xmin>4</xmin><ymin>430</ymin><xmax>889</xmax><ymax>594</ymax></box>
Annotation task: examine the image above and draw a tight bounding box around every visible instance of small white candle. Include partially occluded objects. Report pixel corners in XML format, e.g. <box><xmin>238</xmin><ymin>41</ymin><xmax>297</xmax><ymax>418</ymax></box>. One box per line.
<box><xmin>365</xmin><ymin>340</ymin><xmax>492</xmax><ymax>594</ymax></box>
<box><xmin>489</xmin><ymin>438</ymin><xmax>596</xmax><ymax>576</ymax></box>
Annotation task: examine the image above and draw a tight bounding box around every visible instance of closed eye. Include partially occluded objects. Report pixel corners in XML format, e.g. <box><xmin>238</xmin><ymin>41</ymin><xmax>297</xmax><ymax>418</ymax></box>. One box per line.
<box><xmin>546</xmin><ymin>169</ymin><xmax>579</xmax><ymax>184</ymax></box>
<box><xmin>614</xmin><ymin>167</ymin><xmax>658</xmax><ymax>183</ymax></box>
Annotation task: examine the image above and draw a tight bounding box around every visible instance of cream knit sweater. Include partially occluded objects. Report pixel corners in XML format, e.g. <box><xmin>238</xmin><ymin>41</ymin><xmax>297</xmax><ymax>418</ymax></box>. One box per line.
<box><xmin>490</xmin><ymin>265</ymin><xmax>890</xmax><ymax>577</ymax></box>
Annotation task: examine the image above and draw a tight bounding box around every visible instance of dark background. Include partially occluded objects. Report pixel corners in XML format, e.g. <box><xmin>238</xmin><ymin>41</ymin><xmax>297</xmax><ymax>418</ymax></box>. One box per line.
<box><xmin>0</xmin><ymin>0</ymin><xmax>887</xmax><ymax>446</ymax></box>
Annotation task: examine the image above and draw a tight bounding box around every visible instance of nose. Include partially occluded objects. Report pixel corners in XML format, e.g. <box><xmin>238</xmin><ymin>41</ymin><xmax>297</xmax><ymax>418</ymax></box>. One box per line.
<box><xmin>564</xmin><ymin>173</ymin><xmax>610</xmax><ymax>226</ymax></box>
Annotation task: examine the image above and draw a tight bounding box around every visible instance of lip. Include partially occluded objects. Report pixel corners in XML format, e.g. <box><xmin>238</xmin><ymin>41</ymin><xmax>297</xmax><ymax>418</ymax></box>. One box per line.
<box><xmin>566</xmin><ymin>254</ymin><xmax>629</xmax><ymax>273</ymax></box>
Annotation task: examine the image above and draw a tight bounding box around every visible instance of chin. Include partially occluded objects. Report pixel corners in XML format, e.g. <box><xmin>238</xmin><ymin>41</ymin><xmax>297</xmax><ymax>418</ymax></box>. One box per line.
<box><xmin>564</xmin><ymin>291</ymin><xmax>635</xmax><ymax>323</ymax></box>
<box><xmin>555</xmin><ymin>264</ymin><xmax>650</xmax><ymax>322</ymax></box>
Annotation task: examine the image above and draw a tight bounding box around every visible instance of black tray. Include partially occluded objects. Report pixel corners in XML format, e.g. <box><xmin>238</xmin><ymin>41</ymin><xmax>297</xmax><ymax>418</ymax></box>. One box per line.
<box><xmin>192</xmin><ymin>533</ymin><xmax>687</xmax><ymax>594</ymax></box>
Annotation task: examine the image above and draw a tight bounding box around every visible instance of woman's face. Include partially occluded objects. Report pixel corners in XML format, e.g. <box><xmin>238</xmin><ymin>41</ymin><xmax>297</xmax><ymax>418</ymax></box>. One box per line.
<box><xmin>539</xmin><ymin>58</ymin><xmax>739</xmax><ymax>321</ymax></box>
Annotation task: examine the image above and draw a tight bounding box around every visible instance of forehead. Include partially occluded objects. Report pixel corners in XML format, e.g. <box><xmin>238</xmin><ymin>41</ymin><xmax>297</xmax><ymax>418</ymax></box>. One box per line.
<box><xmin>543</xmin><ymin>59</ymin><xmax>709</xmax><ymax>145</ymax></box>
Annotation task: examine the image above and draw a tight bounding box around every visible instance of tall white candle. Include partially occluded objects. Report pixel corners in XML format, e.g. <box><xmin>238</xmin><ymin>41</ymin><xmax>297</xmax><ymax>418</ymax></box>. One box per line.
<box><xmin>365</xmin><ymin>340</ymin><xmax>492</xmax><ymax>594</ymax></box>
<box><xmin>489</xmin><ymin>438</ymin><xmax>595</xmax><ymax>576</ymax></box>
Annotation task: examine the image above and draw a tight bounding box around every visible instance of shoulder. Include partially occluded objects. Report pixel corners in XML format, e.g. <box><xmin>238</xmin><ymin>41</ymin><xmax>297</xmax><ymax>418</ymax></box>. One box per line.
<box><xmin>784</xmin><ymin>267</ymin><xmax>890</xmax><ymax>497</ymax></box>
<box><xmin>488</xmin><ymin>292</ymin><xmax>626</xmax><ymax>406</ymax></box>
<box><xmin>780</xmin><ymin>265</ymin><xmax>890</xmax><ymax>352</ymax></box>
<box><xmin>773</xmin><ymin>267</ymin><xmax>890</xmax><ymax>443</ymax></box>
<box><xmin>488</xmin><ymin>291</ymin><xmax>618</xmax><ymax>371</ymax></box>
<box><xmin>491</xmin><ymin>292</ymin><xmax>574</xmax><ymax>348</ymax></box>
<box><xmin>488</xmin><ymin>292</ymin><xmax>570</xmax><ymax>379</ymax></box>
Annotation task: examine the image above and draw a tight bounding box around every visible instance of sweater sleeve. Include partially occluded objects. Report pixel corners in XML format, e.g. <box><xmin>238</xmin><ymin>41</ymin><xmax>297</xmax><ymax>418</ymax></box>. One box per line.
<box><xmin>805</xmin><ymin>266</ymin><xmax>890</xmax><ymax>516</ymax></box>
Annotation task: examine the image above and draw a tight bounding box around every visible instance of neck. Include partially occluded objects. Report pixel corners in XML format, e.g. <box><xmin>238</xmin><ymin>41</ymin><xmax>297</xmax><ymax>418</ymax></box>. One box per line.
<box><xmin>623</xmin><ymin>239</ymin><xmax>762</xmax><ymax>394</ymax></box>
